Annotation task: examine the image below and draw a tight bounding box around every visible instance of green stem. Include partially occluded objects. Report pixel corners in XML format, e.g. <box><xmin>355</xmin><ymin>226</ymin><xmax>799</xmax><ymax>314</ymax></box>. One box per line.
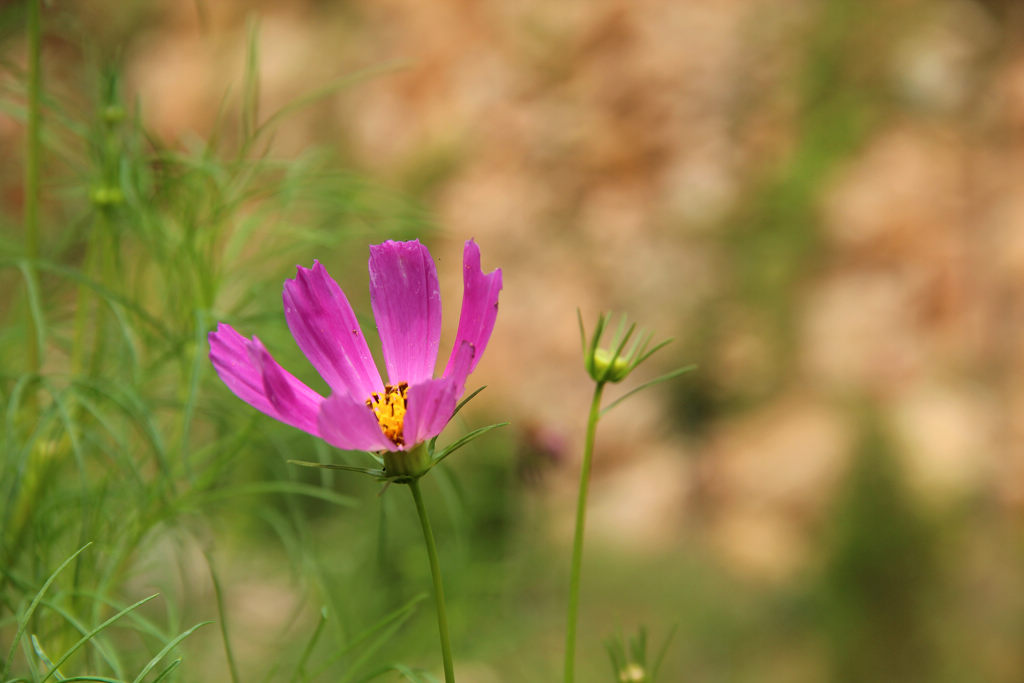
<box><xmin>564</xmin><ymin>381</ymin><xmax>605</xmax><ymax>683</ymax></box>
<box><xmin>24</xmin><ymin>0</ymin><xmax>42</xmax><ymax>383</ymax></box>
<box><xmin>408</xmin><ymin>479</ymin><xmax>455</xmax><ymax>683</ymax></box>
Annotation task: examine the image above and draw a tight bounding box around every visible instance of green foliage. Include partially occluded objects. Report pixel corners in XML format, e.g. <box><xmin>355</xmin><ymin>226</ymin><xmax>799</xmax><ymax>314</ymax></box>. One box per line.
<box><xmin>817</xmin><ymin>412</ymin><xmax>943</xmax><ymax>682</ymax></box>
<box><xmin>605</xmin><ymin>626</ymin><xmax>676</xmax><ymax>683</ymax></box>
<box><xmin>0</xmin><ymin>8</ymin><xmax>426</xmax><ymax>680</ymax></box>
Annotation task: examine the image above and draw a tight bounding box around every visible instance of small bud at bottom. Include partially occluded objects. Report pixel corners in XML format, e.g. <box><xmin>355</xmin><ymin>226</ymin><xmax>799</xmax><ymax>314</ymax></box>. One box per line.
<box><xmin>619</xmin><ymin>662</ymin><xmax>646</xmax><ymax>683</ymax></box>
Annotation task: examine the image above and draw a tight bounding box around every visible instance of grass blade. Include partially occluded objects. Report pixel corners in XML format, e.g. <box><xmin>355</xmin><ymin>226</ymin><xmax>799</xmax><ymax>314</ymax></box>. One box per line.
<box><xmin>204</xmin><ymin>553</ymin><xmax>239</xmax><ymax>683</ymax></box>
<box><xmin>40</xmin><ymin>594</ymin><xmax>159</xmax><ymax>683</ymax></box>
<box><xmin>430</xmin><ymin>422</ymin><xmax>509</xmax><ymax>466</ymax></box>
<box><xmin>129</xmin><ymin>622</ymin><xmax>210</xmax><ymax>683</ymax></box>
<box><xmin>4</xmin><ymin>543</ymin><xmax>92</xmax><ymax>677</ymax></box>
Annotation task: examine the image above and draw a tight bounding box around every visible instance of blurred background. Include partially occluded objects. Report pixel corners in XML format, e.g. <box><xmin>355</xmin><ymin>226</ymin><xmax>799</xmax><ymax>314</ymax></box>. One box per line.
<box><xmin>3</xmin><ymin>0</ymin><xmax>1024</xmax><ymax>680</ymax></box>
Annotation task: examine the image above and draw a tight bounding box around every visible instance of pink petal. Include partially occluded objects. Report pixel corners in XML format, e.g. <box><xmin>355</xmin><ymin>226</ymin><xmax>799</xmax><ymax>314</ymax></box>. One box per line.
<box><xmin>317</xmin><ymin>392</ymin><xmax>396</xmax><ymax>452</ymax></box>
<box><xmin>209</xmin><ymin>323</ymin><xmax>324</xmax><ymax>436</ymax></box>
<box><xmin>368</xmin><ymin>240</ymin><xmax>442</xmax><ymax>386</ymax></box>
<box><xmin>404</xmin><ymin>341</ymin><xmax>475</xmax><ymax>445</ymax></box>
<box><xmin>443</xmin><ymin>240</ymin><xmax>502</xmax><ymax>378</ymax></box>
<box><xmin>283</xmin><ymin>261</ymin><xmax>383</xmax><ymax>401</ymax></box>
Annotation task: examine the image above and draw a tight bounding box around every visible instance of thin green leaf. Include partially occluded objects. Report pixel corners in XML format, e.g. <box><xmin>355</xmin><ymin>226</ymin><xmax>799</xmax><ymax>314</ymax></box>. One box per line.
<box><xmin>587</xmin><ymin>312</ymin><xmax>608</xmax><ymax>366</ymax></box>
<box><xmin>0</xmin><ymin>259</ymin><xmax>170</xmax><ymax>339</ymax></box>
<box><xmin>430</xmin><ymin>422</ymin><xmax>509</xmax><ymax>466</ymax></box>
<box><xmin>241</xmin><ymin>17</ymin><xmax>261</xmax><ymax>143</ymax></box>
<box><xmin>336</xmin><ymin>609</ymin><xmax>419</xmax><ymax>683</ymax></box>
<box><xmin>252</xmin><ymin>64</ymin><xmax>405</xmax><ymax>145</ymax></box>
<box><xmin>36</xmin><ymin>598</ymin><xmax>123</xmax><ymax>677</ymax></box>
<box><xmin>355</xmin><ymin>664</ymin><xmax>437</xmax><ymax>683</ymax></box>
<box><xmin>289</xmin><ymin>607</ymin><xmax>328</xmax><ymax>683</ymax></box>
<box><xmin>312</xmin><ymin>594</ymin><xmax>426</xmax><ymax>678</ymax></box>
<box><xmin>204</xmin><ymin>553</ymin><xmax>239</xmax><ymax>683</ymax></box>
<box><xmin>450</xmin><ymin>385</ymin><xmax>486</xmax><ymax>421</ymax></box>
<box><xmin>599</xmin><ymin>322</ymin><xmax>636</xmax><ymax>383</ymax></box>
<box><xmin>576</xmin><ymin>308</ymin><xmax>587</xmax><ymax>356</ymax></box>
<box><xmin>193</xmin><ymin>481</ymin><xmax>357</xmax><ymax>508</ymax></box>
<box><xmin>650</xmin><ymin>624</ymin><xmax>678</xmax><ymax>681</ymax></box>
<box><xmin>17</xmin><ymin>260</ymin><xmax>46</xmax><ymax>369</ymax></box>
<box><xmin>600</xmin><ymin>365</ymin><xmax>696</xmax><ymax>416</ymax></box>
<box><xmin>40</xmin><ymin>594</ymin><xmax>159</xmax><ymax>683</ymax></box>
<box><xmin>129</xmin><ymin>621</ymin><xmax>210</xmax><ymax>683</ymax></box>
<box><xmin>633</xmin><ymin>337</ymin><xmax>674</xmax><ymax>368</ymax></box>
<box><xmin>178</xmin><ymin>308</ymin><xmax>209</xmax><ymax>482</ymax></box>
<box><xmin>30</xmin><ymin>636</ymin><xmax>62</xmax><ymax>681</ymax></box>
<box><xmin>287</xmin><ymin>459</ymin><xmax>384</xmax><ymax>478</ymax></box>
<box><xmin>146</xmin><ymin>659</ymin><xmax>181</xmax><ymax>683</ymax></box>
<box><xmin>4</xmin><ymin>543</ymin><xmax>92</xmax><ymax>677</ymax></box>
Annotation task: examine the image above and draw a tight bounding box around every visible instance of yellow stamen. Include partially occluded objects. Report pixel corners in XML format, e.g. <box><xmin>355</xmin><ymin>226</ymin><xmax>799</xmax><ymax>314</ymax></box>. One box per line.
<box><xmin>366</xmin><ymin>382</ymin><xmax>409</xmax><ymax>446</ymax></box>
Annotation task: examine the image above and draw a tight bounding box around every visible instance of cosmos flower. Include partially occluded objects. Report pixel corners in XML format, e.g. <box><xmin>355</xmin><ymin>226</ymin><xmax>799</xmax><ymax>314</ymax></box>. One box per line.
<box><xmin>209</xmin><ymin>239</ymin><xmax>502</xmax><ymax>459</ymax></box>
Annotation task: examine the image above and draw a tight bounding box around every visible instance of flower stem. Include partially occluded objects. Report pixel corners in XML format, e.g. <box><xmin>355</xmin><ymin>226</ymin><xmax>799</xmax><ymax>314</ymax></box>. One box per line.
<box><xmin>408</xmin><ymin>478</ymin><xmax>456</xmax><ymax>683</ymax></box>
<box><xmin>24</xmin><ymin>0</ymin><xmax>43</xmax><ymax>388</ymax></box>
<box><xmin>564</xmin><ymin>380</ymin><xmax>605</xmax><ymax>683</ymax></box>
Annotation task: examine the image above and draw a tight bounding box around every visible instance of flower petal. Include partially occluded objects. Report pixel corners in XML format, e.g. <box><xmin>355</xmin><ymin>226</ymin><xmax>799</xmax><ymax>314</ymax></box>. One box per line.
<box><xmin>368</xmin><ymin>240</ymin><xmax>442</xmax><ymax>386</ymax></box>
<box><xmin>209</xmin><ymin>323</ymin><xmax>323</xmax><ymax>435</ymax></box>
<box><xmin>404</xmin><ymin>341</ymin><xmax>475</xmax><ymax>445</ymax></box>
<box><xmin>317</xmin><ymin>392</ymin><xmax>396</xmax><ymax>452</ymax></box>
<box><xmin>283</xmin><ymin>261</ymin><xmax>383</xmax><ymax>400</ymax></box>
<box><xmin>443</xmin><ymin>240</ymin><xmax>502</xmax><ymax>378</ymax></box>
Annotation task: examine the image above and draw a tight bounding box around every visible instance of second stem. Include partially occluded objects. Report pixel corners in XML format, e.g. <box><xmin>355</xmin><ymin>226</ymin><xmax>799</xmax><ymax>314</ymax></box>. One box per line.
<box><xmin>564</xmin><ymin>381</ymin><xmax>605</xmax><ymax>683</ymax></box>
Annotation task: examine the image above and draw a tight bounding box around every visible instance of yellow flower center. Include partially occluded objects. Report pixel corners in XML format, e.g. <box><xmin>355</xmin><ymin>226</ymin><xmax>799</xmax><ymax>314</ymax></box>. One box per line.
<box><xmin>366</xmin><ymin>382</ymin><xmax>408</xmax><ymax>446</ymax></box>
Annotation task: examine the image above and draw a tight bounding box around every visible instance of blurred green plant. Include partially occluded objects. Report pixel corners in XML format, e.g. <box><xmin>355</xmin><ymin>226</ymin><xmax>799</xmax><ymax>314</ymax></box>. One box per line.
<box><xmin>564</xmin><ymin>311</ymin><xmax>693</xmax><ymax>683</ymax></box>
<box><xmin>817</xmin><ymin>411</ymin><xmax>943</xmax><ymax>683</ymax></box>
<box><xmin>0</xmin><ymin>7</ymin><xmax>426</xmax><ymax>680</ymax></box>
<box><xmin>605</xmin><ymin>626</ymin><xmax>676</xmax><ymax>683</ymax></box>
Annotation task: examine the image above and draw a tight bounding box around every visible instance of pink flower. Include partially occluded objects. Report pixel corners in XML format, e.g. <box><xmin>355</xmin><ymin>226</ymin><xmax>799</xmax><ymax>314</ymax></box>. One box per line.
<box><xmin>209</xmin><ymin>239</ymin><xmax>502</xmax><ymax>453</ymax></box>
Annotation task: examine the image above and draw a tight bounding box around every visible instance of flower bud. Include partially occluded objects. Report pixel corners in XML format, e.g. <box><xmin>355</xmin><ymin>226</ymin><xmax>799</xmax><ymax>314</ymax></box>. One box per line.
<box><xmin>102</xmin><ymin>104</ymin><xmax>125</xmax><ymax>125</ymax></box>
<box><xmin>592</xmin><ymin>348</ymin><xmax>631</xmax><ymax>382</ymax></box>
<box><xmin>89</xmin><ymin>186</ymin><xmax>123</xmax><ymax>207</ymax></box>
<box><xmin>579</xmin><ymin>310</ymin><xmax>671</xmax><ymax>385</ymax></box>
<box><xmin>619</xmin><ymin>663</ymin><xmax>647</xmax><ymax>683</ymax></box>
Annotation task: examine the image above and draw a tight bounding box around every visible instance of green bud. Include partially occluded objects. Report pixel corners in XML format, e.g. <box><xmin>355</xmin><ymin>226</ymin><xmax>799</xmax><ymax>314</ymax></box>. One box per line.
<box><xmin>593</xmin><ymin>348</ymin><xmax>631</xmax><ymax>382</ymax></box>
<box><xmin>382</xmin><ymin>443</ymin><xmax>432</xmax><ymax>482</ymax></box>
<box><xmin>578</xmin><ymin>310</ymin><xmax>672</xmax><ymax>385</ymax></box>
<box><xmin>619</xmin><ymin>663</ymin><xmax>647</xmax><ymax>683</ymax></box>
<box><xmin>102</xmin><ymin>104</ymin><xmax>125</xmax><ymax>125</ymax></box>
<box><xmin>89</xmin><ymin>186</ymin><xmax>123</xmax><ymax>207</ymax></box>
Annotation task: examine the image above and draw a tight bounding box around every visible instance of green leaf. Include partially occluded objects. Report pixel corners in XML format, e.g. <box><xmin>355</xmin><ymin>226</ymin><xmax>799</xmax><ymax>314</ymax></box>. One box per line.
<box><xmin>430</xmin><ymin>422</ymin><xmax>509</xmax><ymax>466</ymax></box>
<box><xmin>4</xmin><ymin>543</ymin><xmax>92</xmax><ymax>677</ymax></box>
<box><xmin>287</xmin><ymin>459</ymin><xmax>385</xmax><ymax>478</ymax></box>
<box><xmin>204</xmin><ymin>553</ymin><xmax>239</xmax><ymax>683</ymax></box>
<box><xmin>129</xmin><ymin>621</ymin><xmax>210</xmax><ymax>683</ymax></box>
<box><xmin>311</xmin><ymin>594</ymin><xmax>426</xmax><ymax>679</ymax></box>
<box><xmin>450</xmin><ymin>385</ymin><xmax>486</xmax><ymax>420</ymax></box>
<box><xmin>289</xmin><ymin>606</ymin><xmax>328</xmax><ymax>683</ymax></box>
<box><xmin>651</xmin><ymin>624</ymin><xmax>678</xmax><ymax>681</ymax></box>
<box><xmin>40</xmin><ymin>594</ymin><xmax>159</xmax><ymax>683</ymax></box>
<box><xmin>147</xmin><ymin>659</ymin><xmax>181</xmax><ymax>683</ymax></box>
<box><xmin>600</xmin><ymin>365</ymin><xmax>697</xmax><ymax>416</ymax></box>
<box><xmin>31</xmin><ymin>636</ymin><xmax>62</xmax><ymax>681</ymax></box>
<box><xmin>192</xmin><ymin>481</ymin><xmax>357</xmax><ymax>509</ymax></box>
